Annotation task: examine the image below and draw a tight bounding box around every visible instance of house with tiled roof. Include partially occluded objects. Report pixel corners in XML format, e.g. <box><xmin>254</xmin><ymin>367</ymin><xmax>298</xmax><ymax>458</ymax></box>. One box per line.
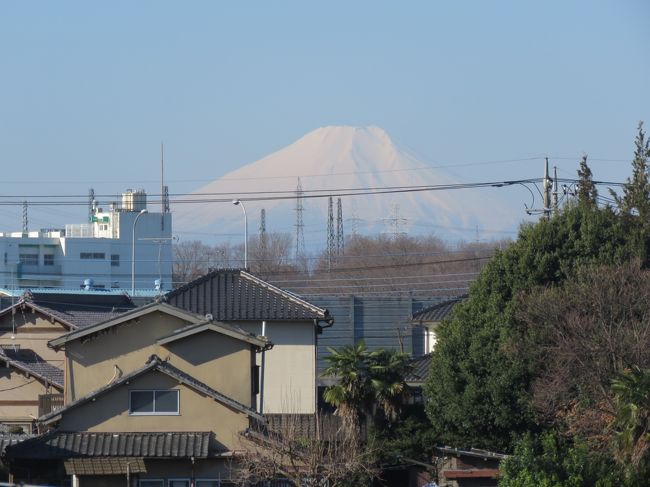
<box><xmin>165</xmin><ymin>269</ymin><xmax>333</xmax><ymax>414</ymax></box>
<box><xmin>410</xmin><ymin>296</ymin><xmax>465</xmax><ymax>354</ymax></box>
<box><xmin>5</xmin><ymin>301</ymin><xmax>271</xmax><ymax>485</ymax></box>
<box><xmin>0</xmin><ymin>348</ymin><xmax>63</xmax><ymax>433</ymax></box>
<box><xmin>0</xmin><ymin>291</ymin><xmax>136</xmax><ymax>433</ymax></box>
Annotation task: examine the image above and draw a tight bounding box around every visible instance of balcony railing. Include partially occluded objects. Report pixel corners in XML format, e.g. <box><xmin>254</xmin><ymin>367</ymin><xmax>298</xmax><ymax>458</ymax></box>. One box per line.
<box><xmin>38</xmin><ymin>393</ymin><xmax>64</xmax><ymax>417</ymax></box>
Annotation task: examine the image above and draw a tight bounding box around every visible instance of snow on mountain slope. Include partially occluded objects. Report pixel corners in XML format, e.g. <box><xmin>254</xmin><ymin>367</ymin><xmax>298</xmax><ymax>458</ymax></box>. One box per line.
<box><xmin>173</xmin><ymin>126</ymin><xmax>521</xmax><ymax>245</ymax></box>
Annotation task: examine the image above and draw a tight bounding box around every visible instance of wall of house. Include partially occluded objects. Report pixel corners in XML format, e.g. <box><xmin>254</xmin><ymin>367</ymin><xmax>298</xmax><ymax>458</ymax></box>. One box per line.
<box><xmin>239</xmin><ymin>321</ymin><xmax>315</xmax><ymax>414</ymax></box>
<box><xmin>0</xmin><ymin>309</ymin><xmax>68</xmax><ymax>364</ymax></box>
<box><xmin>58</xmin><ymin>372</ymin><xmax>249</xmax><ymax>452</ymax></box>
<box><xmin>0</xmin><ymin>367</ymin><xmax>53</xmax><ymax>428</ymax></box>
<box><xmin>64</xmin><ymin>312</ymin><xmax>253</xmax><ymax>408</ymax></box>
<box><xmin>65</xmin><ymin>312</ymin><xmax>189</xmax><ymax>402</ymax></box>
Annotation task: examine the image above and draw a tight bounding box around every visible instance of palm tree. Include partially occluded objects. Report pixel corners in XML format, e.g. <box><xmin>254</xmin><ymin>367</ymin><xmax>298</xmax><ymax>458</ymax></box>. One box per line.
<box><xmin>322</xmin><ymin>343</ymin><xmax>413</xmax><ymax>435</ymax></box>
<box><xmin>368</xmin><ymin>349</ymin><xmax>413</xmax><ymax>422</ymax></box>
<box><xmin>611</xmin><ymin>366</ymin><xmax>650</xmax><ymax>468</ymax></box>
<box><xmin>322</xmin><ymin>341</ymin><xmax>373</xmax><ymax>435</ymax></box>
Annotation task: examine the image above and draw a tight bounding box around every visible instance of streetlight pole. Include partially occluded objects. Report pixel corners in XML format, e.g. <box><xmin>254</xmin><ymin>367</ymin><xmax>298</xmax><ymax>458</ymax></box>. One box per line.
<box><xmin>232</xmin><ymin>199</ymin><xmax>248</xmax><ymax>269</ymax></box>
<box><xmin>131</xmin><ymin>209</ymin><xmax>148</xmax><ymax>295</ymax></box>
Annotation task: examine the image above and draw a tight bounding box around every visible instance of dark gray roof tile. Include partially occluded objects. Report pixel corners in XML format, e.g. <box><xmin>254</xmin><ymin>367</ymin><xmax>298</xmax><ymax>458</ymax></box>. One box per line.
<box><xmin>166</xmin><ymin>269</ymin><xmax>329</xmax><ymax>322</ymax></box>
<box><xmin>411</xmin><ymin>296</ymin><xmax>466</xmax><ymax>323</ymax></box>
<box><xmin>406</xmin><ymin>354</ymin><xmax>432</xmax><ymax>384</ymax></box>
<box><xmin>6</xmin><ymin>431</ymin><xmax>212</xmax><ymax>459</ymax></box>
<box><xmin>0</xmin><ymin>348</ymin><xmax>63</xmax><ymax>389</ymax></box>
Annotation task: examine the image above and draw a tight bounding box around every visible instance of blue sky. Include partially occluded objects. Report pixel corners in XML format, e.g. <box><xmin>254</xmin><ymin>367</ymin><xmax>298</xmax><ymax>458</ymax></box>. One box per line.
<box><xmin>0</xmin><ymin>1</ymin><xmax>648</xmax><ymax>237</ymax></box>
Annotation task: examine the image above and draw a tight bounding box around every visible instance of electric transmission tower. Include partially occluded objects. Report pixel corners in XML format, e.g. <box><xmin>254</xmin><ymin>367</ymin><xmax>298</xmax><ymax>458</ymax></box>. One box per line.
<box><xmin>294</xmin><ymin>178</ymin><xmax>306</xmax><ymax>266</ymax></box>
<box><xmin>384</xmin><ymin>204</ymin><xmax>407</xmax><ymax>239</ymax></box>
<box><xmin>336</xmin><ymin>197</ymin><xmax>344</xmax><ymax>255</ymax></box>
<box><xmin>327</xmin><ymin>196</ymin><xmax>335</xmax><ymax>270</ymax></box>
<box><xmin>259</xmin><ymin>208</ymin><xmax>267</xmax><ymax>246</ymax></box>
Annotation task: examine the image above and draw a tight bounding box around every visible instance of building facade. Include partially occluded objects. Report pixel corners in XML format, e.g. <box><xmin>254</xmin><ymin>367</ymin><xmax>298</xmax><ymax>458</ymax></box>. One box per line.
<box><xmin>0</xmin><ymin>190</ymin><xmax>172</xmax><ymax>292</ymax></box>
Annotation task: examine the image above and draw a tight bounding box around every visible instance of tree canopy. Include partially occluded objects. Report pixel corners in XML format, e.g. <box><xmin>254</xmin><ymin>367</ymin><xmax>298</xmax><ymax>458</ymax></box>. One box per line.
<box><xmin>425</xmin><ymin>123</ymin><xmax>650</xmax><ymax>453</ymax></box>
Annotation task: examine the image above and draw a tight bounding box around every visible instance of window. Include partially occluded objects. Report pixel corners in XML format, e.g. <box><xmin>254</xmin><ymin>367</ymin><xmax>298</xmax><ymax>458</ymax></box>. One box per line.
<box><xmin>19</xmin><ymin>254</ymin><xmax>38</xmax><ymax>266</ymax></box>
<box><xmin>111</xmin><ymin>254</ymin><xmax>120</xmax><ymax>267</ymax></box>
<box><xmin>80</xmin><ymin>252</ymin><xmax>105</xmax><ymax>260</ymax></box>
<box><xmin>139</xmin><ymin>481</ymin><xmax>164</xmax><ymax>487</ymax></box>
<box><xmin>196</xmin><ymin>481</ymin><xmax>220</xmax><ymax>487</ymax></box>
<box><xmin>130</xmin><ymin>390</ymin><xmax>179</xmax><ymax>415</ymax></box>
<box><xmin>44</xmin><ymin>255</ymin><xmax>54</xmax><ymax>266</ymax></box>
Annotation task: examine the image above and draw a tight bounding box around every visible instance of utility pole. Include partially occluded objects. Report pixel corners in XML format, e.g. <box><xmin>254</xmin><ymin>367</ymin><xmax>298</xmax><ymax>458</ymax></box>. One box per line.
<box><xmin>543</xmin><ymin>158</ymin><xmax>552</xmax><ymax>218</ymax></box>
<box><xmin>552</xmin><ymin>166</ymin><xmax>559</xmax><ymax>214</ymax></box>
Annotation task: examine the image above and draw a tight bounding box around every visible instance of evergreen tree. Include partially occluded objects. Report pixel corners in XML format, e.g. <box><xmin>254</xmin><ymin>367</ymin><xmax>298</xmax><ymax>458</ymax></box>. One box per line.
<box><xmin>577</xmin><ymin>154</ymin><xmax>598</xmax><ymax>207</ymax></box>
<box><xmin>612</xmin><ymin>122</ymin><xmax>650</xmax><ymax>218</ymax></box>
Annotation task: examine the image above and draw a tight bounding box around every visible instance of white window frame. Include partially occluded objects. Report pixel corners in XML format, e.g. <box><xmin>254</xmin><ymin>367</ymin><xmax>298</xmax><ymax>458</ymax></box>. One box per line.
<box><xmin>129</xmin><ymin>389</ymin><xmax>180</xmax><ymax>416</ymax></box>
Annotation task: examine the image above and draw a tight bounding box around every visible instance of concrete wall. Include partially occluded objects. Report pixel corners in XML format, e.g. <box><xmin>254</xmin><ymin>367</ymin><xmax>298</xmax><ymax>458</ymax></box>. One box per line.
<box><xmin>305</xmin><ymin>295</ymin><xmax>446</xmax><ymax>377</ymax></box>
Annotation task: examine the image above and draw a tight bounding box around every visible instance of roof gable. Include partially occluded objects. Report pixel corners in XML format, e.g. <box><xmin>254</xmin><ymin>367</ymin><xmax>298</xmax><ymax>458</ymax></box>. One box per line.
<box><xmin>40</xmin><ymin>355</ymin><xmax>263</xmax><ymax>425</ymax></box>
<box><xmin>165</xmin><ymin>269</ymin><xmax>329</xmax><ymax>322</ymax></box>
<box><xmin>49</xmin><ymin>302</ymin><xmax>204</xmax><ymax>349</ymax></box>
<box><xmin>157</xmin><ymin>321</ymin><xmax>271</xmax><ymax>349</ymax></box>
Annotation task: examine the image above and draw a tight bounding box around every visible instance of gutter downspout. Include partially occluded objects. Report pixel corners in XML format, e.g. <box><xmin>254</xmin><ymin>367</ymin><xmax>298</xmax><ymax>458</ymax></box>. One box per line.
<box><xmin>314</xmin><ymin>317</ymin><xmax>334</xmax><ymax>413</ymax></box>
<box><xmin>259</xmin><ymin>320</ymin><xmax>266</xmax><ymax>415</ymax></box>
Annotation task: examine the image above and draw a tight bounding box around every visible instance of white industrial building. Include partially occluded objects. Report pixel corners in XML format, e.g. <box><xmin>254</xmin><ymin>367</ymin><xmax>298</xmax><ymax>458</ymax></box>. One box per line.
<box><xmin>0</xmin><ymin>190</ymin><xmax>172</xmax><ymax>293</ymax></box>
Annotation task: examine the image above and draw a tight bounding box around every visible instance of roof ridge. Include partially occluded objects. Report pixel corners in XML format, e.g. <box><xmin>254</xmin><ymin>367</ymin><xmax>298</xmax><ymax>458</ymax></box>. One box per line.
<box><xmin>240</xmin><ymin>270</ymin><xmax>327</xmax><ymax>318</ymax></box>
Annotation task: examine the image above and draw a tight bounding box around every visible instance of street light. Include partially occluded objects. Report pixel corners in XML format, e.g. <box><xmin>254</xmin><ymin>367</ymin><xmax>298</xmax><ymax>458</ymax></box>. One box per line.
<box><xmin>131</xmin><ymin>209</ymin><xmax>148</xmax><ymax>295</ymax></box>
<box><xmin>232</xmin><ymin>199</ymin><xmax>248</xmax><ymax>269</ymax></box>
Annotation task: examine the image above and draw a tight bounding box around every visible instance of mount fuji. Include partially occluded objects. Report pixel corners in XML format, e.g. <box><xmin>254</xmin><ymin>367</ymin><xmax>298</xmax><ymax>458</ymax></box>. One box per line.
<box><xmin>172</xmin><ymin>126</ymin><xmax>522</xmax><ymax>246</ymax></box>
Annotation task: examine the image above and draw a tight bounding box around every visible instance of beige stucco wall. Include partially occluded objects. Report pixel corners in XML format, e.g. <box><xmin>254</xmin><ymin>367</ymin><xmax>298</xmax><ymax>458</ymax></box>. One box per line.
<box><xmin>65</xmin><ymin>311</ymin><xmax>254</xmax><ymax>409</ymax></box>
<box><xmin>239</xmin><ymin>321</ymin><xmax>316</xmax><ymax>414</ymax></box>
<box><xmin>0</xmin><ymin>308</ymin><xmax>67</xmax><ymax>365</ymax></box>
<box><xmin>0</xmin><ymin>367</ymin><xmax>54</xmax><ymax>425</ymax></box>
<box><xmin>59</xmin><ymin>371</ymin><xmax>249</xmax><ymax>452</ymax></box>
